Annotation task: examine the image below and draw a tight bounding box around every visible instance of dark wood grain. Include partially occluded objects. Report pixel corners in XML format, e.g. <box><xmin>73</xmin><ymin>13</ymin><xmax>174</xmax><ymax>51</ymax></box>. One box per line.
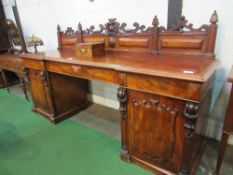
<box><xmin>0</xmin><ymin>12</ymin><xmax>220</xmax><ymax>175</ymax></box>
<box><xmin>57</xmin><ymin>12</ymin><xmax>218</xmax><ymax>58</ymax></box>
<box><xmin>19</xmin><ymin>49</ymin><xmax>217</xmax><ymax>174</ymax></box>
<box><xmin>75</xmin><ymin>42</ymin><xmax>105</xmax><ymax>58</ymax></box>
<box><xmin>21</xmin><ymin>50</ymin><xmax>218</xmax><ymax>83</ymax></box>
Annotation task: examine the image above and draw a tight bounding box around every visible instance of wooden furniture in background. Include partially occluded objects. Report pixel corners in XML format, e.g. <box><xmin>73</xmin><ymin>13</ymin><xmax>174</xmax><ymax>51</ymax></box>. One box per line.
<box><xmin>0</xmin><ymin>0</ymin><xmax>28</xmax><ymax>90</ymax></box>
<box><xmin>0</xmin><ymin>54</ymin><xmax>29</xmax><ymax>100</ymax></box>
<box><xmin>0</xmin><ymin>17</ymin><xmax>28</xmax><ymax>98</ymax></box>
<box><xmin>0</xmin><ymin>0</ymin><xmax>9</xmax><ymax>52</ymax></box>
<box><xmin>0</xmin><ymin>11</ymin><xmax>219</xmax><ymax>175</ymax></box>
<box><xmin>215</xmin><ymin>66</ymin><xmax>233</xmax><ymax>175</ymax></box>
<box><xmin>0</xmin><ymin>69</ymin><xmax>20</xmax><ymax>89</ymax></box>
<box><xmin>0</xmin><ymin>1</ymin><xmax>16</xmax><ymax>88</ymax></box>
<box><xmin>5</xmin><ymin>19</ymin><xmax>25</xmax><ymax>53</ymax></box>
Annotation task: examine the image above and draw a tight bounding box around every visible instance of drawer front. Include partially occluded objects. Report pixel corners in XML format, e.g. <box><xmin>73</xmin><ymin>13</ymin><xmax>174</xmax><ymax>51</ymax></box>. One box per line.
<box><xmin>0</xmin><ymin>58</ymin><xmax>24</xmax><ymax>74</ymax></box>
<box><xmin>72</xmin><ymin>65</ymin><xmax>119</xmax><ymax>84</ymax></box>
<box><xmin>127</xmin><ymin>73</ymin><xmax>202</xmax><ymax>101</ymax></box>
<box><xmin>22</xmin><ymin>58</ymin><xmax>43</xmax><ymax>70</ymax></box>
<box><xmin>46</xmin><ymin>62</ymin><xmax>121</xmax><ymax>84</ymax></box>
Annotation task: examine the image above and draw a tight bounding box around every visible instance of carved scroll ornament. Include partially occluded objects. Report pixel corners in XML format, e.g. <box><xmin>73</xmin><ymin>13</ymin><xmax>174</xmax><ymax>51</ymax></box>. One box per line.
<box><xmin>84</xmin><ymin>17</ymin><xmax>157</xmax><ymax>35</ymax></box>
<box><xmin>57</xmin><ymin>11</ymin><xmax>218</xmax><ymax>35</ymax></box>
<box><xmin>57</xmin><ymin>16</ymin><xmax>159</xmax><ymax>36</ymax></box>
<box><xmin>160</xmin><ymin>11</ymin><xmax>218</xmax><ymax>32</ymax></box>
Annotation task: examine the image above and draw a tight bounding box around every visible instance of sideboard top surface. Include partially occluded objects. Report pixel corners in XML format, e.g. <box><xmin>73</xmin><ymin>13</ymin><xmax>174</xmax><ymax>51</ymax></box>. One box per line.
<box><xmin>20</xmin><ymin>50</ymin><xmax>218</xmax><ymax>83</ymax></box>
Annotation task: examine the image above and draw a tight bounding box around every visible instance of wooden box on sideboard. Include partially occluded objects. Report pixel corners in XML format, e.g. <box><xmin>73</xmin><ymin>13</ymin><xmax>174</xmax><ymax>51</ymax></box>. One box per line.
<box><xmin>75</xmin><ymin>42</ymin><xmax>105</xmax><ymax>58</ymax></box>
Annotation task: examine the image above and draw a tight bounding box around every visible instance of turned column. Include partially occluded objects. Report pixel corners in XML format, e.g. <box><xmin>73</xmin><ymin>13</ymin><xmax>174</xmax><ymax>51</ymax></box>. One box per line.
<box><xmin>1</xmin><ymin>70</ymin><xmax>10</xmax><ymax>92</ymax></box>
<box><xmin>20</xmin><ymin>67</ymin><xmax>29</xmax><ymax>100</ymax></box>
<box><xmin>117</xmin><ymin>87</ymin><xmax>130</xmax><ymax>161</ymax></box>
<box><xmin>20</xmin><ymin>77</ymin><xmax>28</xmax><ymax>100</ymax></box>
<box><xmin>179</xmin><ymin>102</ymin><xmax>199</xmax><ymax>175</ymax></box>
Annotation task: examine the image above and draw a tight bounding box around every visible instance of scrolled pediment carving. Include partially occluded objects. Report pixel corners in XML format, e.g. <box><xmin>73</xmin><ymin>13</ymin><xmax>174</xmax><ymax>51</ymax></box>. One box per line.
<box><xmin>65</xmin><ymin>27</ymin><xmax>76</xmax><ymax>36</ymax></box>
<box><xmin>167</xmin><ymin>16</ymin><xmax>209</xmax><ymax>32</ymax></box>
<box><xmin>57</xmin><ymin>11</ymin><xmax>218</xmax><ymax>36</ymax></box>
<box><xmin>57</xmin><ymin>11</ymin><xmax>218</xmax><ymax>55</ymax></box>
<box><xmin>159</xmin><ymin>11</ymin><xmax>218</xmax><ymax>33</ymax></box>
<box><xmin>84</xmin><ymin>18</ymin><xmax>155</xmax><ymax>35</ymax></box>
<box><xmin>57</xmin><ymin>16</ymin><xmax>160</xmax><ymax>36</ymax></box>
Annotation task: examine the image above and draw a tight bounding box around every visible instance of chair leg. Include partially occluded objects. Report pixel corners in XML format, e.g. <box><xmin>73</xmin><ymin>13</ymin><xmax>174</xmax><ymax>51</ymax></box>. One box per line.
<box><xmin>20</xmin><ymin>78</ymin><xmax>29</xmax><ymax>101</ymax></box>
<box><xmin>1</xmin><ymin>71</ymin><xmax>10</xmax><ymax>93</ymax></box>
<box><xmin>215</xmin><ymin>132</ymin><xmax>229</xmax><ymax>175</ymax></box>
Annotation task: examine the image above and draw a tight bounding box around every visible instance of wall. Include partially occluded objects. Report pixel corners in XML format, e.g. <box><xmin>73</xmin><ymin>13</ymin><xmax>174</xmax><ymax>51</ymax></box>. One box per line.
<box><xmin>183</xmin><ymin>0</ymin><xmax>233</xmax><ymax>144</ymax></box>
<box><xmin>2</xmin><ymin>0</ymin><xmax>168</xmax><ymax>109</ymax></box>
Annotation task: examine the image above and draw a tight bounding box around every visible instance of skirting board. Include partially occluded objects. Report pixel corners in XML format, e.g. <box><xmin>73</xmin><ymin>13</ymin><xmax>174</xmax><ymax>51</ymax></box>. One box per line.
<box><xmin>87</xmin><ymin>93</ymin><xmax>119</xmax><ymax>110</ymax></box>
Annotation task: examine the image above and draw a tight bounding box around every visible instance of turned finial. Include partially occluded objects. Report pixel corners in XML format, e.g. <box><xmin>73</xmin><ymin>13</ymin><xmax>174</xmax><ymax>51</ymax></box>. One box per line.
<box><xmin>57</xmin><ymin>24</ymin><xmax>61</xmax><ymax>32</ymax></box>
<box><xmin>210</xmin><ymin>10</ymin><xmax>218</xmax><ymax>24</ymax></box>
<box><xmin>78</xmin><ymin>22</ymin><xmax>82</xmax><ymax>31</ymax></box>
<box><xmin>179</xmin><ymin>16</ymin><xmax>187</xmax><ymax>29</ymax></box>
<box><xmin>152</xmin><ymin>16</ymin><xmax>159</xmax><ymax>27</ymax></box>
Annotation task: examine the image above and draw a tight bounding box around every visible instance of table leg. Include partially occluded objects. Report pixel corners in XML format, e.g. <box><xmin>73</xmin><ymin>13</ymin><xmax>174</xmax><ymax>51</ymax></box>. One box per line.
<box><xmin>20</xmin><ymin>78</ymin><xmax>29</xmax><ymax>100</ymax></box>
<box><xmin>215</xmin><ymin>132</ymin><xmax>229</xmax><ymax>175</ymax></box>
<box><xmin>1</xmin><ymin>70</ymin><xmax>10</xmax><ymax>92</ymax></box>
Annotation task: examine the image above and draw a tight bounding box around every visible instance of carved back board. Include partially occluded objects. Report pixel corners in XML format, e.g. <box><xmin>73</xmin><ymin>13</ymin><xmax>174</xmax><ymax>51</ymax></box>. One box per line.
<box><xmin>57</xmin><ymin>11</ymin><xmax>218</xmax><ymax>58</ymax></box>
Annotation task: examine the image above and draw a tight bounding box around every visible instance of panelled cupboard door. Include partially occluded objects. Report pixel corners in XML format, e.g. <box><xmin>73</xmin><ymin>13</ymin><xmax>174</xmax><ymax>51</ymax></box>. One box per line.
<box><xmin>127</xmin><ymin>90</ymin><xmax>184</xmax><ymax>172</ymax></box>
<box><xmin>28</xmin><ymin>69</ymin><xmax>53</xmax><ymax>115</ymax></box>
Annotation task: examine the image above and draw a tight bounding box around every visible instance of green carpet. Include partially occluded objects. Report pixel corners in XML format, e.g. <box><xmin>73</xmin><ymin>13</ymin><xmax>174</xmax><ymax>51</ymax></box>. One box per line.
<box><xmin>0</xmin><ymin>90</ymin><xmax>152</xmax><ymax>175</ymax></box>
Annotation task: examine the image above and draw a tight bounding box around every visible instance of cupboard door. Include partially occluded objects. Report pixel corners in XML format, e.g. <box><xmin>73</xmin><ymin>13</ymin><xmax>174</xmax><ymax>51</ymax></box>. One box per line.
<box><xmin>28</xmin><ymin>69</ymin><xmax>54</xmax><ymax>116</ymax></box>
<box><xmin>127</xmin><ymin>90</ymin><xmax>183</xmax><ymax>172</ymax></box>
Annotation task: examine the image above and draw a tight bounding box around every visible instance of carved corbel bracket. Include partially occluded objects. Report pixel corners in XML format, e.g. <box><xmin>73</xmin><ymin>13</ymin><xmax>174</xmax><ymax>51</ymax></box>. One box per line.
<box><xmin>21</xmin><ymin>67</ymin><xmax>28</xmax><ymax>75</ymax></box>
<box><xmin>183</xmin><ymin>102</ymin><xmax>199</xmax><ymax>140</ymax></box>
<box><xmin>40</xmin><ymin>71</ymin><xmax>49</xmax><ymax>87</ymax></box>
<box><xmin>117</xmin><ymin>87</ymin><xmax>127</xmax><ymax>120</ymax></box>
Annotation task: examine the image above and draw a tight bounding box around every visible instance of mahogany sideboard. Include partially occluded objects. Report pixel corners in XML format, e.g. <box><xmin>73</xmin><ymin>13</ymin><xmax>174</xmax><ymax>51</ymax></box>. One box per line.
<box><xmin>215</xmin><ymin>66</ymin><xmax>233</xmax><ymax>175</ymax></box>
<box><xmin>0</xmin><ymin>12</ymin><xmax>219</xmax><ymax>175</ymax></box>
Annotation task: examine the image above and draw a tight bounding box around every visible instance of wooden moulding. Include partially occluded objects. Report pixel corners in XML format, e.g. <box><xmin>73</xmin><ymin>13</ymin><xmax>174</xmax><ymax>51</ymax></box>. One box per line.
<box><xmin>57</xmin><ymin>11</ymin><xmax>218</xmax><ymax>58</ymax></box>
<box><xmin>75</xmin><ymin>42</ymin><xmax>105</xmax><ymax>58</ymax></box>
